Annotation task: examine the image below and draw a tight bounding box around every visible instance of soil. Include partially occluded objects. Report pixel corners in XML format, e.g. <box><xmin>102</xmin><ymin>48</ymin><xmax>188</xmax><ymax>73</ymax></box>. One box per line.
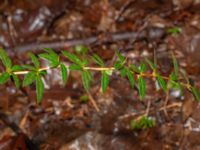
<box><xmin>0</xmin><ymin>0</ymin><xmax>200</xmax><ymax>150</ymax></box>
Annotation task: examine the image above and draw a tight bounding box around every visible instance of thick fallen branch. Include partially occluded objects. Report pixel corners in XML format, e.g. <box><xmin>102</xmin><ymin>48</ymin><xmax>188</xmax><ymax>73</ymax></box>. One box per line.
<box><xmin>6</xmin><ymin>28</ymin><xmax>165</xmax><ymax>55</ymax></box>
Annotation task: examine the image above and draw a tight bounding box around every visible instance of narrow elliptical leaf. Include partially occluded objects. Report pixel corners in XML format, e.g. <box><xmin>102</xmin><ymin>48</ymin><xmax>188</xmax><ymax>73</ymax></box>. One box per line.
<box><xmin>138</xmin><ymin>76</ymin><xmax>146</xmax><ymax>100</ymax></box>
<box><xmin>12</xmin><ymin>74</ymin><xmax>20</xmax><ymax>88</ymax></box>
<box><xmin>92</xmin><ymin>54</ymin><xmax>104</xmax><ymax>66</ymax></box>
<box><xmin>29</xmin><ymin>53</ymin><xmax>40</xmax><ymax>69</ymax></box>
<box><xmin>62</xmin><ymin>51</ymin><xmax>82</xmax><ymax>66</ymax></box>
<box><xmin>120</xmin><ymin>67</ymin><xmax>127</xmax><ymax>77</ymax></box>
<box><xmin>126</xmin><ymin>69</ymin><xmax>135</xmax><ymax>88</ymax></box>
<box><xmin>11</xmin><ymin>65</ymin><xmax>23</xmax><ymax>72</ymax></box>
<box><xmin>36</xmin><ymin>75</ymin><xmax>44</xmax><ymax>103</ymax></box>
<box><xmin>191</xmin><ymin>87</ymin><xmax>200</xmax><ymax>102</ymax></box>
<box><xmin>169</xmin><ymin>72</ymin><xmax>182</xmax><ymax>90</ymax></box>
<box><xmin>172</xmin><ymin>52</ymin><xmax>179</xmax><ymax>76</ymax></box>
<box><xmin>139</xmin><ymin>62</ymin><xmax>147</xmax><ymax>73</ymax></box>
<box><xmin>130</xmin><ymin>64</ymin><xmax>140</xmax><ymax>73</ymax></box>
<box><xmin>82</xmin><ymin>59</ymin><xmax>89</xmax><ymax>66</ymax></box>
<box><xmin>39</xmin><ymin>48</ymin><xmax>60</xmax><ymax>67</ymax></box>
<box><xmin>43</xmin><ymin>48</ymin><xmax>59</xmax><ymax>59</ymax></box>
<box><xmin>39</xmin><ymin>70</ymin><xmax>47</xmax><ymax>76</ymax></box>
<box><xmin>145</xmin><ymin>58</ymin><xmax>156</xmax><ymax>71</ymax></box>
<box><xmin>82</xmin><ymin>70</ymin><xmax>92</xmax><ymax>91</ymax></box>
<box><xmin>23</xmin><ymin>71</ymin><xmax>36</xmax><ymax>87</ymax></box>
<box><xmin>101</xmin><ymin>71</ymin><xmax>109</xmax><ymax>93</ymax></box>
<box><xmin>0</xmin><ymin>72</ymin><xmax>10</xmax><ymax>84</ymax></box>
<box><xmin>74</xmin><ymin>45</ymin><xmax>89</xmax><ymax>54</ymax></box>
<box><xmin>114</xmin><ymin>61</ymin><xmax>123</xmax><ymax>70</ymax></box>
<box><xmin>69</xmin><ymin>64</ymin><xmax>82</xmax><ymax>71</ymax></box>
<box><xmin>157</xmin><ymin>74</ymin><xmax>167</xmax><ymax>92</ymax></box>
<box><xmin>116</xmin><ymin>51</ymin><xmax>125</xmax><ymax>62</ymax></box>
<box><xmin>22</xmin><ymin>65</ymin><xmax>36</xmax><ymax>71</ymax></box>
<box><xmin>60</xmin><ymin>63</ymin><xmax>68</xmax><ymax>85</ymax></box>
<box><xmin>39</xmin><ymin>53</ymin><xmax>52</xmax><ymax>61</ymax></box>
<box><xmin>0</xmin><ymin>48</ymin><xmax>12</xmax><ymax>69</ymax></box>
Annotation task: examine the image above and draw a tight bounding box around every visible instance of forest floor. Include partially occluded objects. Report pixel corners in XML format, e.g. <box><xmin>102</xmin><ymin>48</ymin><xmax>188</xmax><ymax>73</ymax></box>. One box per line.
<box><xmin>0</xmin><ymin>0</ymin><xmax>200</xmax><ymax>150</ymax></box>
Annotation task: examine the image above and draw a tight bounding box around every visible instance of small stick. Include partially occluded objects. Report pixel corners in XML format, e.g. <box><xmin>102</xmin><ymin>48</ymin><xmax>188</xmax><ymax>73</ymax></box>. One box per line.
<box><xmin>119</xmin><ymin>102</ymin><xmax>182</xmax><ymax>120</ymax></box>
<box><xmin>87</xmin><ymin>91</ymin><xmax>100</xmax><ymax>112</ymax></box>
<box><xmin>163</xmin><ymin>88</ymin><xmax>170</xmax><ymax>117</ymax></box>
<box><xmin>145</xmin><ymin>99</ymin><xmax>151</xmax><ymax>116</ymax></box>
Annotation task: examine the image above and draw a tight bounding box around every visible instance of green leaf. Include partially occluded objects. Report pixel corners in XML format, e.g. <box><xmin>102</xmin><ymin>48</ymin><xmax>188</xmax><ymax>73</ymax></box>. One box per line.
<box><xmin>12</xmin><ymin>74</ymin><xmax>20</xmax><ymax>88</ymax></box>
<box><xmin>114</xmin><ymin>61</ymin><xmax>123</xmax><ymax>70</ymax></box>
<box><xmin>69</xmin><ymin>64</ymin><xmax>82</xmax><ymax>71</ymax></box>
<box><xmin>171</xmin><ymin>81</ymin><xmax>182</xmax><ymax>91</ymax></box>
<box><xmin>156</xmin><ymin>74</ymin><xmax>167</xmax><ymax>92</ymax></box>
<box><xmin>170</xmin><ymin>72</ymin><xmax>178</xmax><ymax>81</ymax></box>
<box><xmin>92</xmin><ymin>54</ymin><xmax>104</xmax><ymax>66</ymax></box>
<box><xmin>82</xmin><ymin>59</ymin><xmax>89</xmax><ymax>66</ymax></box>
<box><xmin>120</xmin><ymin>67</ymin><xmax>127</xmax><ymax>77</ymax></box>
<box><xmin>191</xmin><ymin>87</ymin><xmax>200</xmax><ymax>101</ymax></box>
<box><xmin>101</xmin><ymin>71</ymin><xmax>109</xmax><ymax>93</ymax></box>
<box><xmin>130</xmin><ymin>116</ymin><xmax>155</xmax><ymax>130</ymax></box>
<box><xmin>60</xmin><ymin>63</ymin><xmax>68</xmax><ymax>85</ymax></box>
<box><xmin>39</xmin><ymin>70</ymin><xmax>47</xmax><ymax>76</ymax></box>
<box><xmin>22</xmin><ymin>65</ymin><xmax>36</xmax><ymax>71</ymax></box>
<box><xmin>39</xmin><ymin>48</ymin><xmax>60</xmax><ymax>67</ymax></box>
<box><xmin>145</xmin><ymin>58</ymin><xmax>156</xmax><ymax>71</ymax></box>
<box><xmin>39</xmin><ymin>53</ymin><xmax>52</xmax><ymax>61</ymax></box>
<box><xmin>12</xmin><ymin>65</ymin><xmax>23</xmax><ymax>72</ymax></box>
<box><xmin>116</xmin><ymin>51</ymin><xmax>125</xmax><ymax>62</ymax></box>
<box><xmin>130</xmin><ymin>64</ymin><xmax>140</xmax><ymax>73</ymax></box>
<box><xmin>167</xmin><ymin>27</ymin><xmax>181</xmax><ymax>35</ymax></box>
<box><xmin>80</xmin><ymin>95</ymin><xmax>89</xmax><ymax>103</ymax></box>
<box><xmin>29</xmin><ymin>53</ymin><xmax>40</xmax><ymax>69</ymax></box>
<box><xmin>82</xmin><ymin>70</ymin><xmax>92</xmax><ymax>91</ymax></box>
<box><xmin>23</xmin><ymin>71</ymin><xmax>36</xmax><ymax>87</ymax></box>
<box><xmin>62</xmin><ymin>51</ymin><xmax>82</xmax><ymax>65</ymax></box>
<box><xmin>138</xmin><ymin>76</ymin><xmax>146</xmax><ymax>100</ymax></box>
<box><xmin>0</xmin><ymin>72</ymin><xmax>10</xmax><ymax>84</ymax></box>
<box><xmin>0</xmin><ymin>48</ymin><xmax>12</xmax><ymax>69</ymax></box>
<box><xmin>130</xmin><ymin>119</ymin><xmax>140</xmax><ymax>130</ymax></box>
<box><xmin>105</xmin><ymin>70</ymin><xmax>113</xmax><ymax>76</ymax></box>
<box><xmin>139</xmin><ymin>62</ymin><xmax>147</xmax><ymax>73</ymax></box>
<box><xmin>43</xmin><ymin>48</ymin><xmax>58</xmax><ymax>59</ymax></box>
<box><xmin>74</xmin><ymin>45</ymin><xmax>89</xmax><ymax>54</ymax></box>
<box><xmin>172</xmin><ymin>53</ymin><xmax>179</xmax><ymax>76</ymax></box>
<box><xmin>36</xmin><ymin>75</ymin><xmax>44</xmax><ymax>103</ymax></box>
<box><xmin>39</xmin><ymin>53</ymin><xmax>56</xmax><ymax>67</ymax></box>
<box><xmin>126</xmin><ymin>69</ymin><xmax>135</xmax><ymax>88</ymax></box>
<box><xmin>169</xmin><ymin>72</ymin><xmax>182</xmax><ymax>90</ymax></box>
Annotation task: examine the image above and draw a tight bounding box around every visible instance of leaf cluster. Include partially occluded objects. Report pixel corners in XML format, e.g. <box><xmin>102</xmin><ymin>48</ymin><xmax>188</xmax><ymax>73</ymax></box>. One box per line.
<box><xmin>130</xmin><ymin>116</ymin><xmax>156</xmax><ymax>130</ymax></box>
<box><xmin>167</xmin><ymin>26</ymin><xmax>181</xmax><ymax>36</ymax></box>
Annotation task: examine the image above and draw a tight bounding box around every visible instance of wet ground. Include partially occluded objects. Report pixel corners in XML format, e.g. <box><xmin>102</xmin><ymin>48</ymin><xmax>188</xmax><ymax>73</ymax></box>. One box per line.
<box><xmin>0</xmin><ymin>0</ymin><xmax>200</xmax><ymax>150</ymax></box>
